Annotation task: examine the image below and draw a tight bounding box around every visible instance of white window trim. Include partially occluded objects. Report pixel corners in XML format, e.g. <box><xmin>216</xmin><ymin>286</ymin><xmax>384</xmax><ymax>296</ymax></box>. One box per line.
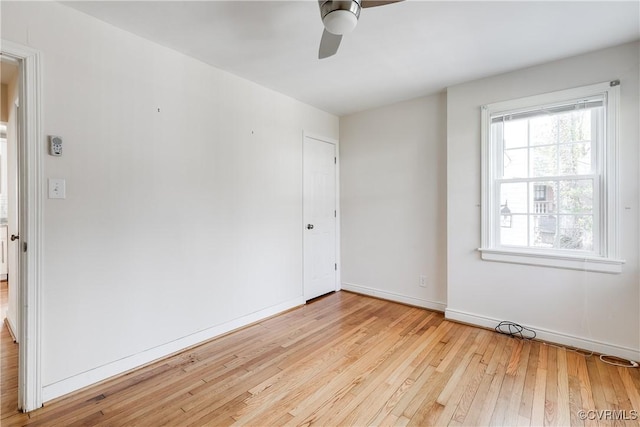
<box><xmin>479</xmin><ymin>81</ymin><xmax>624</xmax><ymax>273</ymax></box>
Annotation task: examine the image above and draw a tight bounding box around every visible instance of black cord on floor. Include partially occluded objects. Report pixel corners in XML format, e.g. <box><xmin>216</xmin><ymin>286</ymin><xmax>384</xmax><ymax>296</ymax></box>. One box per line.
<box><xmin>495</xmin><ymin>321</ymin><xmax>536</xmax><ymax>340</ymax></box>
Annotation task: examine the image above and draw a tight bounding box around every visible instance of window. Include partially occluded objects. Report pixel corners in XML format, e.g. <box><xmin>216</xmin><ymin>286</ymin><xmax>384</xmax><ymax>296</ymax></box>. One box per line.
<box><xmin>480</xmin><ymin>82</ymin><xmax>623</xmax><ymax>273</ymax></box>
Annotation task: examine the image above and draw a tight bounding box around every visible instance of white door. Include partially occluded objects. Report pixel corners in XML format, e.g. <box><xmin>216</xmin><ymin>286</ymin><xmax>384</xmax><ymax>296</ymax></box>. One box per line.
<box><xmin>6</xmin><ymin>73</ymin><xmax>20</xmax><ymax>341</ymax></box>
<box><xmin>8</xmin><ymin>101</ymin><xmax>20</xmax><ymax>338</ymax></box>
<box><xmin>303</xmin><ymin>135</ymin><xmax>337</xmax><ymax>300</ymax></box>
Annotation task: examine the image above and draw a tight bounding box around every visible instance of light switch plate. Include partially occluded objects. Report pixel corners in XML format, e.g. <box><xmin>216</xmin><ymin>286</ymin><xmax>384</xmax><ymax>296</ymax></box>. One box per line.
<box><xmin>48</xmin><ymin>178</ymin><xmax>66</xmax><ymax>199</ymax></box>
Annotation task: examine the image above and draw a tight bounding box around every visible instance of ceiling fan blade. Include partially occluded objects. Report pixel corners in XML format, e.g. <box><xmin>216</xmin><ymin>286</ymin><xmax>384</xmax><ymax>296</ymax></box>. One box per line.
<box><xmin>361</xmin><ymin>0</ymin><xmax>404</xmax><ymax>8</ymax></box>
<box><xmin>319</xmin><ymin>29</ymin><xmax>342</xmax><ymax>59</ymax></box>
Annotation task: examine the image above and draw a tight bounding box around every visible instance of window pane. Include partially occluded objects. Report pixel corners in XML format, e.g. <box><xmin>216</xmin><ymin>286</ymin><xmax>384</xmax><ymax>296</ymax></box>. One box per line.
<box><xmin>559</xmin><ymin>142</ymin><xmax>592</xmax><ymax>175</ymax></box>
<box><xmin>504</xmin><ymin>118</ymin><xmax>528</xmax><ymax>149</ymax></box>
<box><xmin>558</xmin><ymin>215</ymin><xmax>593</xmax><ymax>251</ymax></box>
<box><xmin>559</xmin><ymin>180</ymin><xmax>593</xmax><ymax>214</ymax></box>
<box><xmin>503</xmin><ymin>148</ymin><xmax>527</xmax><ymax>178</ymax></box>
<box><xmin>531</xmin><ymin>145</ymin><xmax>557</xmax><ymax>177</ymax></box>
<box><xmin>530</xmin><ymin>182</ymin><xmax>557</xmax><ymax>214</ymax></box>
<box><xmin>558</xmin><ymin>109</ymin><xmax>592</xmax><ymax>143</ymax></box>
<box><xmin>532</xmin><ymin>214</ymin><xmax>556</xmax><ymax>248</ymax></box>
<box><xmin>500</xmin><ymin>182</ymin><xmax>527</xmax><ymax>214</ymax></box>
<box><xmin>529</xmin><ymin>115</ymin><xmax>557</xmax><ymax>146</ymax></box>
<box><xmin>500</xmin><ymin>214</ymin><xmax>528</xmax><ymax>247</ymax></box>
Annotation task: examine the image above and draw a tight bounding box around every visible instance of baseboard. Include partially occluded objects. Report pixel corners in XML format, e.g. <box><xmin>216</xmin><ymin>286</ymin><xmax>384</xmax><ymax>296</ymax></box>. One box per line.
<box><xmin>4</xmin><ymin>316</ymin><xmax>17</xmax><ymax>343</ymax></box>
<box><xmin>341</xmin><ymin>282</ymin><xmax>446</xmax><ymax>312</ymax></box>
<box><xmin>445</xmin><ymin>308</ymin><xmax>640</xmax><ymax>362</ymax></box>
<box><xmin>42</xmin><ymin>296</ymin><xmax>305</xmax><ymax>402</ymax></box>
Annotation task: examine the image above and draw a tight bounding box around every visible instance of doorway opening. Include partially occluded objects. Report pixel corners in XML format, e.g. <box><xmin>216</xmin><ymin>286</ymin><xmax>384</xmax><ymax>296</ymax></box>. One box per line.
<box><xmin>0</xmin><ymin>56</ymin><xmax>21</xmax><ymax>418</ymax></box>
<box><xmin>1</xmin><ymin>40</ymin><xmax>44</xmax><ymax>413</ymax></box>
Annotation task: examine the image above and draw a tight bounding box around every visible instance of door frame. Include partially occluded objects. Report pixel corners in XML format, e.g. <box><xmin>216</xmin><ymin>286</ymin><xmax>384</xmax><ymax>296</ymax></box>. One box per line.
<box><xmin>302</xmin><ymin>131</ymin><xmax>341</xmax><ymax>299</ymax></box>
<box><xmin>1</xmin><ymin>39</ymin><xmax>44</xmax><ymax>412</ymax></box>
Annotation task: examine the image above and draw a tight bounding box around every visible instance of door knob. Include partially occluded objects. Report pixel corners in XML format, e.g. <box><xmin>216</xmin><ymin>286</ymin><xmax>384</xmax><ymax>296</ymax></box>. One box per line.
<box><xmin>10</xmin><ymin>234</ymin><xmax>19</xmax><ymax>241</ymax></box>
<box><xmin>306</xmin><ymin>224</ymin><xmax>314</xmax><ymax>230</ymax></box>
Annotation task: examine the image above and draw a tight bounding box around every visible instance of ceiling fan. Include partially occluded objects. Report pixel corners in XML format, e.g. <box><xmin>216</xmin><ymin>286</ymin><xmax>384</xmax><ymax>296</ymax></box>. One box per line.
<box><xmin>318</xmin><ymin>0</ymin><xmax>404</xmax><ymax>59</ymax></box>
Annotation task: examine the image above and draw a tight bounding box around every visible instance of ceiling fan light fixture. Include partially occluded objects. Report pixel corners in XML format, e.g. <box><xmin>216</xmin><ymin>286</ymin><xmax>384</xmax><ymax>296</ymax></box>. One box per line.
<box><xmin>323</xmin><ymin>9</ymin><xmax>358</xmax><ymax>35</ymax></box>
<box><xmin>317</xmin><ymin>0</ymin><xmax>402</xmax><ymax>58</ymax></box>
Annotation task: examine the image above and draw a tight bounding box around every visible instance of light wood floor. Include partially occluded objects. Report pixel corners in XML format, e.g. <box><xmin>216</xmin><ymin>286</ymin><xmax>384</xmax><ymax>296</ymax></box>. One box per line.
<box><xmin>1</xmin><ymin>281</ymin><xmax>20</xmax><ymax>422</ymax></box>
<box><xmin>1</xmin><ymin>289</ymin><xmax>639</xmax><ymax>426</ymax></box>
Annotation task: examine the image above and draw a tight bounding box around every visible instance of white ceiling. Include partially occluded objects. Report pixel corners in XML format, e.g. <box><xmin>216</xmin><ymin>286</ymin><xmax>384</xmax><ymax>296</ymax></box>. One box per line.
<box><xmin>64</xmin><ymin>1</ymin><xmax>639</xmax><ymax>116</ymax></box>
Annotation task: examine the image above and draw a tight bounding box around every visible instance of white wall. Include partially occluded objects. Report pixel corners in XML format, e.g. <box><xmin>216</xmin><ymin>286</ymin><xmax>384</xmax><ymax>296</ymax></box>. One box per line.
<box><xmin>340</xmin><ymin>94</ymin><xmax>447</xmax><ymax>311</ymax></box>
<box><xmin>2</xmin><ymin>1</ymin><xmax>338</xmax><ymax>400</ymax></box>
<box><xmin>446</xmin><ymin>42</ymin><xmax>640</xmax><ymax>360</ymax></box>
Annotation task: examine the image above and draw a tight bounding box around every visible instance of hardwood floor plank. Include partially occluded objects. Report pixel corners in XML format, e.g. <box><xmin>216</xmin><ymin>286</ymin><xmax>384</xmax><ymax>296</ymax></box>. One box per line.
<box><xmin>403</xmin><ymin>332</ymin><xmax>477</xmax><ymax>425</ymax></box>
<box><xmin>387</xmin><ymin>355</ymin><xmax>441</xmax><ymax>419</ymax></box>
<box><xmin>435</xmin><ymin>326</ymin><xmax>473</xmax><ymax>373</ymax></box>
<box><xmin>1</xmin><ymin>290</ymin><xmax>639</xmax><ymax>427</ymax></box>
<box><xmin>235</xmin><ymin>312</ymin><xmax>396</xmax><ymax>424</ymax></box>
<box><xmin>351</xmin><ymin>329</ymin><xmax>441</xmax><ymax>425</ymax></box>
<box><xmin>519</xmin><ymin>341</ymin><xmax>541</xmax><ymax>424</ymax></box>
<box><xmin>595</xmin><ymin>353</ymin><xmax>623</xmax><ymax>410</ymax></box>
<box><xmin>545</xmin><ymin>345</ymin><xmax>559</xmax><ymax>426</ymax></box>
<box><xmin>576</xmin><ymin>354</ymin><xmax>598</xmax><ymax>427</ymax></box>
<box><xmin>296</xmin><ymin>314</ymin><xmax>429</xmax><ymax>426</ymax></box>
<box><xmin>435</xmin><ymin>328</ymin><xmax>480</xmax><ymax>405</ymax></box>
<box><xmin>180</xmin><ymin>392</ymin><xmax>253</xmax><ymax>426</ymax></box>
<box><xmin>609</xmin><ymin>366</ymin><xmax>635</xmax><ymax>413</ymax></box>
<box><xmin>387</xmin><ymin>324</ymin><xmax>453</xmax><ymax>419</ymax></box>
<box><xmin>504</xmin><ymin>339</ymin><xmax>532</xmax><ymax>427</ymax></box>
<box><xmin>435</xmin><ymin>353</ymin><xmax>484</xmax><ymax>426</ymax></box>
<box><xmin>531</xmin><ymin>365</ymin><xmax>548</xmax><ymax>426</ymax></box>
<box><xmin>586</xmin><ymin>353</ymin><xmax>609</xmax><ymax>414</ymax></box>
<box><xmin>367</xmin><ymin>377</ymin><xmax>415</xmax><ymax>426</ymax></box>
<box><xmin>461</xmin><ymin>334</ymin><xmax>505</xmax><ymax>426</ymax></box>
<box><xmin>557</xmin><ymin>347</ymin><xmax>572</xmax><ymax>426</ymax></box>
<box><xmin>337</xmin><ymin>318</ymin><xmax>446</xmax><ymax>426</ymax></box>
<box><xmin>0</xmin><ymin>284</ymin><xmax>19</xmax><ymax>423</ymax></box>
<box><xmin>618</xmin><ymin>367</ymin><xmax>640</xmax><ymax>417</ymax></box>
<box><xmin>490</xmin><ymin>341</ymin><xmax>518</xmax><ymax>426</ymax></box>
<box><xmin>568</xmin><ymin>365</ymin><xmax>585</xmax><ymax>427</ymax></box>
<box><xmin>477</xmin><ymin>337</ymin><xmax>512</xmax><ymax>426</ymax></box>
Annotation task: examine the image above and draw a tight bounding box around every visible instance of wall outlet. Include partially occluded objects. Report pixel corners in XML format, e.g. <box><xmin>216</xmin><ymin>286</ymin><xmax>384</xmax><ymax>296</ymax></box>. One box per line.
<box><xmin>419</xmin><ymin>275</ymin><xmax>427</xmax><ymax>288</ymax></box>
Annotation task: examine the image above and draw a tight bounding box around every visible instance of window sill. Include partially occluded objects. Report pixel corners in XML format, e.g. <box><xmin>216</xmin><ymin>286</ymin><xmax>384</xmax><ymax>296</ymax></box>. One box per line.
<box><xmin>477</xmin><ymin>248</ymin><xmax>624</xmax><ymax>274</ymax></box>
